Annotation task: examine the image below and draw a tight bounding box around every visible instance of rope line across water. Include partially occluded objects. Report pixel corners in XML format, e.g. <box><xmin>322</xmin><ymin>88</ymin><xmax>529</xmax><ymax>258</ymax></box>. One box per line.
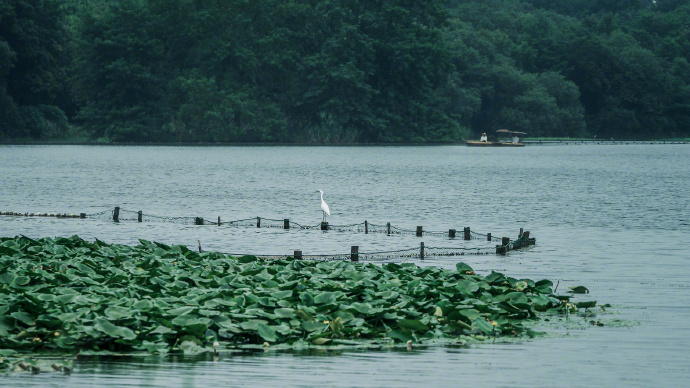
<box><xmin>1</xmin><ymin>208</ymin><xmax>534</xmax><ymax>260</ymax></box>
<box><xmin>77</xmin><ymin>208</ymin><xmax>500</xmax><ymax>239</ymax></box>
<box><xmin>224</xmin><ymin>245</ymin><xmax>496</xmax><ymax>262</ymax></box>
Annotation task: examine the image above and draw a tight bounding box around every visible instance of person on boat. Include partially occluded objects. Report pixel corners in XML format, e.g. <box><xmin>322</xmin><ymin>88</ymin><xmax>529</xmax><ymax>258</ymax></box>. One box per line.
<box><xmin>512</xmin><ymin>134</ymin><xmax>519</xmax><ymax>144</ymax></box>
<box><xmin>480</xmin><ymin>133</ymin><xmax>487</xmax><ymax>142</ymax></box>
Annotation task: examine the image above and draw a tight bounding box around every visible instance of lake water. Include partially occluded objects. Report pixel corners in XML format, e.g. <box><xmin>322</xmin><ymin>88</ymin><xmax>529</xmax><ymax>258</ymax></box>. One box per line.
<box><xmin>1</xmin><ymin>144</ymin><xmax>689</xmax><ymax>387</ymax></box>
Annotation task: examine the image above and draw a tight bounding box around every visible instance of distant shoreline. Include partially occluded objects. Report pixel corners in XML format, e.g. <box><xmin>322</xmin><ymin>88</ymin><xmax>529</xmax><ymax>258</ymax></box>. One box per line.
<box><xmin>1</xmin><ymin>139</ymin><xmax>688</xmax><ymax>146</ymax></box>
<box><xmin>1</xmin><ymin>141</ymin><xmax>454</xmax><ymax>147</ymax></box>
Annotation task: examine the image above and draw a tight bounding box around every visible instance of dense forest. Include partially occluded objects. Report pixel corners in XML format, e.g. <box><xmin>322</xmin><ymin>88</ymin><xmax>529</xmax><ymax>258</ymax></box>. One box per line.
<box><xmin>1</xmin><ymin>0</ymin><xmax>688</xmax><ymax>143</ymax></box>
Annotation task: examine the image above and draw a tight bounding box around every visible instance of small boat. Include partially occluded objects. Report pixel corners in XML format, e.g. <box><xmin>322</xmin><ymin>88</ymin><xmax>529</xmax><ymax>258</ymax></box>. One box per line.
<box><xmin>465</xmin><ymin>129</ymin><xmax>526</xmax><ymax>147</ymax></box>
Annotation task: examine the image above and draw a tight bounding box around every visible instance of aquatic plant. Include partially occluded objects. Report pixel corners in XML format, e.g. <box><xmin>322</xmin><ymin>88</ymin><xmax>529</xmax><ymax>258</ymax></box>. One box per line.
<box><xmin>0</xmin><ymin>235</ymin><xmax>596</xmax><ymax>359</ymax></box>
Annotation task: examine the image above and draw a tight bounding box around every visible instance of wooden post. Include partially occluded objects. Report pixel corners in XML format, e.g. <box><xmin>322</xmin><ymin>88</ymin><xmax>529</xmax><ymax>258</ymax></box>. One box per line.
<box><xmin>420</xmin><ymin>242</ymin><xmax>425</xmax><ymax>260</ymax></box>
<box><xmin>284</xmin><ymin>219</ymin><xmax>290</xmax><ymax>229</ymax></box>
<box><xmin>321</xmin><ymin>222</ymin><xmax>329</xmax><ymax>230</ymax></box>
<box><xmin>387</xmin><ymin>222</ymin><xmax>391</xmax><ymax>235</ymax></box>
<box><xmin>351</xmin><ymin>246</ymin><xmax>359</xmax><ymax>262</ymax></box>
<box><xmin>502</xmin><ymin>237</ymin><xmax>510</xmax><ymax>246</ymax></box>
<box><xmin>113</xmin><ymin>207</ymin><xmax>120</xmax><ymax>222</ymax></box>
<box><xmin>496</xmin><ymin>245</ymin><xmax>508</xmax><ymax>255</ymax></box>
<box><xmin>520</xmin><ymin>231</ymin><xmax>531</xmax><ymax>248</ymax></box>
<box><xmin>487</xmin><ymin>232</ymin><xmax>492</xmax><ymax>241</ymax></box>
<box><xmin>256</xmin><ymin>217</ymin><xmax>261</xmax><ymax>228</ymax></box>
<box><xmin>449</xmin><ymin>229</ymin><xmax>456</xmax><ymax>238</ymax></box>
<box><xmin>463</xmin><ymin>227</ymin><xmax>471</xmax><ymax>240</ymax></box>
<box><xmin>137</xmin><ymin>211</ymin><xmax>142</xmax><ymax>222</ymax></box>
<box><xmin>80</xmin><ymin>213</ymin><xmax>86</xmax><ymax>219</ymax></box>
<box><xmin>294</xmin><ymin>250</ymin><xmax>302</xmax><ymax>260</ymax></box>
<box><xmin>365</xmin><ymin>220</ymin><xmax>368</xmax><ymax>234</ymax></box>
<box><xmin>217</xmin><ymin>216</ymin><xmax>221</xmax><ymax>226</ymax></box>
<box><xmin>195</xmin><ymin>217</ymin><xmax>204</xmax><ymax>225</ymax></box>
<box><xmin>416</xmin><ymin>226</ymin><xmax>423</xmax><ymax>237</ymax></box>
<box><xmin>519</xmin><ymin>228</ymin><xmax>524</xmax><ymax>237</ymax></box>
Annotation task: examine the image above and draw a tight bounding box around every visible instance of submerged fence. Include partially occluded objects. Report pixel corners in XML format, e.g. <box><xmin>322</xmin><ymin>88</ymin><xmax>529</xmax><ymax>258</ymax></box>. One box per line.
<box><xmin>1</xmin><ymin>207</ymin><xmax>536</xmax><ymax>258</ymax></box>
<box><xmin>226</xmin><ymin>234</ymin><xmax>534</xmax><ymax>262</ymax></box>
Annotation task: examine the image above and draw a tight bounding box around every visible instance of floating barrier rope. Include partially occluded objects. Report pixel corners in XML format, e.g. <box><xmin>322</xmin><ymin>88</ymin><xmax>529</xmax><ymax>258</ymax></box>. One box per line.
<box><xmin>1</xmin><ymin>208</ymin><xmax>497</xmax><ymax>239</ymax></box>
<box><xmin>1</xmin><ymin>208</ymin><xmax>535</xmax><ymax>257</ymax></box>
<box><xmin>226</xmin><ymin>245</ymin><xmax>500</xmax><ymax>262</ymax></box>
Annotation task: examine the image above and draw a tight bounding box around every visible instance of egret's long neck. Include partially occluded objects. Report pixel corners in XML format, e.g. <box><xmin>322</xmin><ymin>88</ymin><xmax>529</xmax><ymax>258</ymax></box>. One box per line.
<box><xmin>320</xmin><ymin>191</ymin><xmax>324</xmax><ymax>201</ymax></box>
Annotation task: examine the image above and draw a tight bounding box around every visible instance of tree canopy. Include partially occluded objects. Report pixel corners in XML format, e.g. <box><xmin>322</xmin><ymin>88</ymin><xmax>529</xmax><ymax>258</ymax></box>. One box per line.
<box><xmin>1</xmin><ymin>0</ymin><xmax>688</xmax><ymax>142</ymax></box>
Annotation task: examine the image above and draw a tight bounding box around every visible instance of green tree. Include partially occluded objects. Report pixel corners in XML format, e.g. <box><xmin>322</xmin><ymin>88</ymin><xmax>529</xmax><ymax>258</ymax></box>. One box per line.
<box><xmin>0</xmin><ymin>0</ymin><xmax>70</xmax><ymax>139</ymax></box>
<box><xmin>0</xmin><ymin>39</ymin><xmax>20</xmax><ymax>137</ymax></box>
<box><xmin>72</xmin><ymin>0</ymin><xmax>165</xmax><ymax>141</ymax></box>
<box><xmin>46</xmin><ymin>0</ymin><xmax>690</xmax><ymax>142</ymax></box>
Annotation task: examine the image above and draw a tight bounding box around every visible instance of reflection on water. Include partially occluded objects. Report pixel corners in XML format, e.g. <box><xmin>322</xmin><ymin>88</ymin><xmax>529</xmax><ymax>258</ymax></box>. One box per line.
<box><xmin>1</xmin><ymin>145</ymin><xmax>689</xmax><ymax>387</ymax></box>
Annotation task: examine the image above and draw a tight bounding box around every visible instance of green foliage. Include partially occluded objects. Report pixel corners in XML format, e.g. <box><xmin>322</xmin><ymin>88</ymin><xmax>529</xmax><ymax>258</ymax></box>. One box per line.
<box><xmin>0</xmin><ymin>0</ymin><xmax>71</xmax><ymax>140</ymax></box>
<box><xmin>71</xmin><ymin>0</ymin><xmax>166</xmax><ymax>141</ymax></box>
<box><xmin>68</xmin><ymin>0</ymin><xmax>465</xmax><ymax>142</ymax></box>
<box><xmin>18</xmin><ymin>105</ymin><xmax>69</xmax><ymax>139</ymax></box>
<box><xmin>2</xmin><ymin>0</ymin><xmax>689</xmax><ymax>142</ymax></box>
<box><xmin>0</xmin><ymin>235</ymin><xmax>600</xmax><ymax>354</ymax></box>
<box><xmin>449</xmin><ymin>0</ymin><xmax>689</xmax><ymax>139</ymax></box>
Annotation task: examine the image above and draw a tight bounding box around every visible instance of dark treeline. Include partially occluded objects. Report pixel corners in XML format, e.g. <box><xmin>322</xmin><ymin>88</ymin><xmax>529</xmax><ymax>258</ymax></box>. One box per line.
<box><xmin>1</xmin><ymin>0</ymin><xmax>689</xmax><ymax>143</ymax></box>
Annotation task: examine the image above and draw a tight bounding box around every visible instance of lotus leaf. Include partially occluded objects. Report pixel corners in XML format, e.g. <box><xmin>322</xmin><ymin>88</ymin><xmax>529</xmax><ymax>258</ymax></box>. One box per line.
<box><xmin>171</xmin><ymin>314</ymin><xmax>202</xmax><ymax>327</ymax></box>
<box><xmin>239</xmin><ymin>320</ymin><xmax>269</xmax><ymax>331</ymax></box>
<box><xmin>569</xmin><ymin>286</ymin><xmax>590</xmax><ymax>294</ymax></box>
<box><xmin>530</xmin><ymin>294</ymin><xmax>557</xmax><ymax>311</ymax></box>
<box><xmin>0</xmin><ymin>273</ymin><xmax>14</xmax><ymax>284</ymax></box>
<box><xmin>133</xmin><ymin>300</ymin><xmax>153</xmax><ymax>310</ymax></box>
<box><xmin>178</xmin><ymin>339</ymin><xmax>206</xmax><ymax>355</ymax></box>
<box><xmin>104</xmin><ymin>306</ymin><xmax>133</xmax><ymax>320</ymax></box>
<box><xmin>237</xmin><ymin>255</ymin><xmax>258</xmax><ymax>264</ymax></box>
<box><xmin>387</xmin><ymin>330</ymin><xmax>414</xmax><ymax>343</ymax></box>
<box><xmin>150</xmin><ymin>325</ymin><xmax>175</xmax><ymax>334</ymax></box>
<box><xmin>301</xmin><ymin>321</ymin><xmax>328</xmax><ymax>332</ymax></box>
<box><xmin>550</xmin><ymin>294</ymin><xmax>572</xmax><ymax>301</ymax></box>
<box><xmin>12</xmin><ymin>276</ymin><xmax>30</xmax><ymax>286</ymax></box>
<box><xmin>0</xmin><ymin>246</ymin><xmax>20</xmax><ymax>257</ymax></box>
<box><xmin>94</xmin><ymin>318</ymin><xmax>137</xmax><ymax>340</ymax></box>
<box><xmin>137</xmin><ymin>340</ymin><xmax>169</xmax><ymax>353</ymax></box>
<box><xmin>271</xmin><ymin>323</ymin><xmax>293</xmax><ymax>336</ymax></box>
<box><xmin>457</xmin><ymin>309</ymin><xmax>482</xmax><ymax>322</ymax></box>
<box><xmin>575</xmin><ymin>301</ymin><xmax>597</xmax><ymax>309</ymax></box>
<box><xmin>167</xmin><ymin>306</ymin><xmax>196</xmax><ymax>316</ymax></box>
<box><xmin>398</xmin><ymin>319</ymin><xmax>429</xmax><ymax>332</ymax></box>
<box><xmin>274</xmin><ymin>308</ymin><xmax>296</xmax><ymax>318</ymax></box>
<box><xmin>497</xmin><ymin>302</ymin><xmax>524</xmax><ymax>314</ymax></box>
<box><xmin>472</xmin><ymin>318</ymin><xmax>495</xmax><ymax>335</ymax></box>
<box><xmin>455</xmin><ymin>262</ymin><xmax>475</xmax><ymax>274</ymax></box>
<box><xmin>57</xmin><ymin>312</ymin><xmax>81</xmax><ymax>323</ymax></box>
<box><xmin>311</xmin><ymin>337</ymin><xmax>331</xmax><ymax>345</ymax></box>
<box><xmin>10</xmin><ymin>312</ymin><xmax>34</xmax><ymax>327</ymax></box>
<box><xmin>257</xmin><ymin>324</ymin><xmax>277</xmax><ymax>342</ymax></box>
<box><xmin>313</xmin><ymin>292</ymin><xmax>338</xmax><ymax>305</ymax></box>
<box><xmin>0</xmin><ymin>235</ymin><xmax>603</xmax><ymax>355</ymax></box>
<box><xmin>484</xmin><ymin>272</ymin><xmax>508</xmax><ymax>285</ymax></box>
<box><xmin>329</xmin><ymin>317</ymin><xmax>344</xmax><ymax>336</ymax></box>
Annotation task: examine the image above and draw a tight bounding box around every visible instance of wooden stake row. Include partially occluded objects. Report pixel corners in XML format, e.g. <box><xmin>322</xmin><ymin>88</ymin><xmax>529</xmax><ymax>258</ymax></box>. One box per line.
<box><xmin>0</xmin><ymin>211</ymin><xmax>85</xmax><ymax>218</ymax></box>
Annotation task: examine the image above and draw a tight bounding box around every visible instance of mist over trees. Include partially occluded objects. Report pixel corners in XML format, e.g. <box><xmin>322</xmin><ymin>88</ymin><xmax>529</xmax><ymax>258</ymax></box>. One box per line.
<box><xmin>1</xmin><ymin>0</ymin><xmax>688</xmax><ymax>143</ymax></box>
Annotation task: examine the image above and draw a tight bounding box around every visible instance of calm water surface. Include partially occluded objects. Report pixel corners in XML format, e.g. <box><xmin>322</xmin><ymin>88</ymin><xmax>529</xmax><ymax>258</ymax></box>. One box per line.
<box><xmin>1</xmin><ymin>144</ymin><xmax>689</xmax><ymax>387</ymax></box>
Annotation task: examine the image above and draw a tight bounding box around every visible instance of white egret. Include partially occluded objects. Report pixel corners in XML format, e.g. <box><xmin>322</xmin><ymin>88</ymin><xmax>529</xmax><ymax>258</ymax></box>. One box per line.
<box><xmin>316</xmin><ymin>190</ymin><xmax>330</xmax><ymax>222</ymax></box>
